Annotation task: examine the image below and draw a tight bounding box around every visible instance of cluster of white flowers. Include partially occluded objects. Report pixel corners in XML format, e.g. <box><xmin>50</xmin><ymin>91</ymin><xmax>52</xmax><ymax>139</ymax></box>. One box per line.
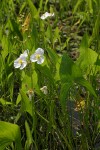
<box><xmin>14</xmin><ymin>48</ymin><xmax>44</xmax><ymax>70</ymax></box>
<box><xmin>14</xmin><ymin>11</ymin><xmax>54</xmax><ymax>97</ymax></box>
<box><xmin>14</xmin><ymin>48</ymin><xmax>48</xmax><ymax>97</ymax></box>
<box><xmin>40</xmin><ymin>12</ymin><xmax>54</xmax><ymax>20</ymax></box>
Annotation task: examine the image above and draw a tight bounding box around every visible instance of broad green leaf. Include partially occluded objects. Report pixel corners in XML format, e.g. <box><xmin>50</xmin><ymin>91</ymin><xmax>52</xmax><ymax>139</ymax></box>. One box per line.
<box><xmin>80</xmin><ymin>33</ymin><xmax>88</xmax><ymax>50</ymax></box>
<box><xmin>95</xmin><ymin>57</ymin><xmax>100</xmax><ymax>66</ymax></box>
<box><xmin>60</xmin><ymin>53</ymin><xmax>74</xmax><ymax>78</ymax></box>
<box><xmin>0</xmin><ymin>121</ymin><xmax>22</xmax><ymax>150</ymax></box>
<box><xmin>60</xmin><ymin>74</ymin><xmax>73</xmax><ymax>83</ymax></box>
<box><xmin>72</xmin><ymin>63</ymin><xmax>82</xmax><ymax>79</ymax></box>
<box><xmin>59</xmin><ymin>53</ymin><xmax>82</xmax><ymax>110</ymax></box>
<box><xmin>60</xmin><ymin>81</ymin><xmax>73</xmax><ymax>110</ymax></box>
<box><xmin>25</xmin><ymin>120</ymin><xmax>33</xmax><ymax>150</ymax></box>
<box><xmin>60</xmin><ymin>53</ymin><xmax>82</xmax><ymax>80</ymax></box>
<box><xmin>21</xmin><ymin>72</ymin><xmax>33</xmax><ymax>90</ymax></box>
<box><xmin>35</xmin><ymin>64</ymin><xmax>55</xmax><ymax>85</ymax></box>
<box><xmin>77</xmin><ymin>48</ymin><xmax>98</xmax><ymax>70</ymax></box>
<box><xmin>76</xmin><ymin>34</ymin><xmax>98</xmax><ymax>70</ymax></box>
<box><xmin>20</xmin><ymin>90</ymin><xmax>32</xmax><ymax>116</ymax></box>
<box><xmin>21</xmin><ymin>69</ymin><xmax>40</xmax><ymax>95</ymax></box>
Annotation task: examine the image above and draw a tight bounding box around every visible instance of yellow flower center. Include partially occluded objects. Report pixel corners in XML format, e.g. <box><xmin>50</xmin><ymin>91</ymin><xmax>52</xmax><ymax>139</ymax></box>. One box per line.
<box><xmin>36</xmin><ymin>54</ymin><xmax>41</xmax><ymax>59</ymax></box>
<box><xmin>29</xmin><ymin>89</ymin><xmax>34</xmax><ymax>94</ymax></box>
<box><xmin>18</xmin><ymin>59</ymin><xmax>23</xmax><ymax>64</ymax></box>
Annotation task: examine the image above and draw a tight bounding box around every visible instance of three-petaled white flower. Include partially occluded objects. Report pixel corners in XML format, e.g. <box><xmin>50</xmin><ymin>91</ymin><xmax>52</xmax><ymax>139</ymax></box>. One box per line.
<box><xmin>40</xmin><ymin>86</ymin><xmax>48</xmax><ymax>95</ymax></box>
<box><xmin>30</xmin><ymin>48</ymin><xmax>44</xmax><ymax>64</ymax></box>
<box><xmin>40</xmin><ymin>12</ymin><xmax>54</xmax><ymax>20</ymax></box>
<box><xmin>14</xmin><ymin>50</ymin><xmax>29</xmax><ymax>70</ymax></box>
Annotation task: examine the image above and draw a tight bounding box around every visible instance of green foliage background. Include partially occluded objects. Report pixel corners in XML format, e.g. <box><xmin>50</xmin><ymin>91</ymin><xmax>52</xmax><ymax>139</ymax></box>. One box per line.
<box><xmin>0</xmin><ymin>0</ymin><xmax>100</xmax><ymax>149</ymax></box>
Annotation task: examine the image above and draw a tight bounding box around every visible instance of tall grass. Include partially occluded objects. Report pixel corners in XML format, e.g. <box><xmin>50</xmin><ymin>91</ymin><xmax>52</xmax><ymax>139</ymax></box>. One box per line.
<box><xmin>0</xmin><ymin>0</ymin><xmax>100</xmax><ymax>149</ymax></box>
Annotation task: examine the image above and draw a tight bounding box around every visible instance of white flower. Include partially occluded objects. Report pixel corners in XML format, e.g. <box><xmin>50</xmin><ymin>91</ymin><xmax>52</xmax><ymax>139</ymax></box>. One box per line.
<box><xmin>30</xmin><ymin>48</ymin><xmax>44</xmax><ymax>64</ymax></box>
<box><xmin>40</xmin><ymin>86</ymin><xmax>48</xmax><ymax>95</ymax></box>
<box><xmin>27</xmin><ymin>89</ymin><xmax>34</xmax><ymax>100</ymax></box>
<box><xmin>20</xmin><ymin>49</ymin><xmax>29</xmax><ymax>58</ymax></box>
<box><xmin>14</xmin><ymin>56</ymin><xmax>27</xmax><ymax>70</ymax></box>
<box><xmin>14</xmin><ymin>50</ymin><xmax>29</xmax><ymax>70</ymax></box>
<box><xmin>40</xmin><ymin>12</ymin><xmax>54</xmax><ymax>20</ymax></box>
